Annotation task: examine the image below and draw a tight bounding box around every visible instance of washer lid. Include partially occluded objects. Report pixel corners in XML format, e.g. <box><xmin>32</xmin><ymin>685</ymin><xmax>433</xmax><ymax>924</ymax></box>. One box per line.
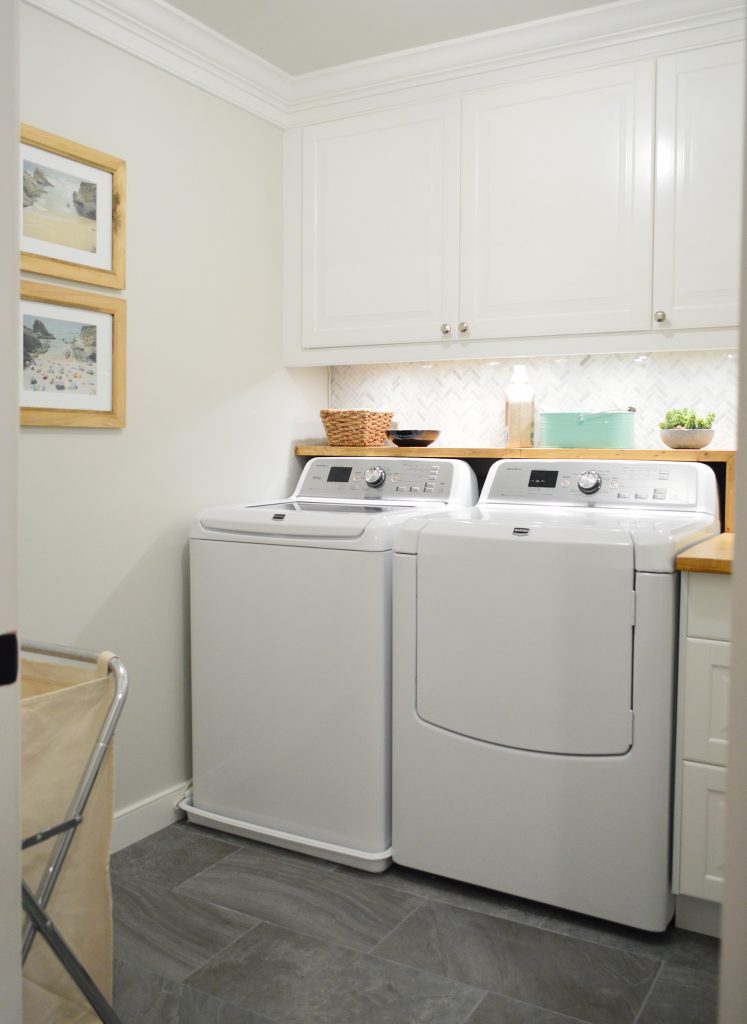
<box><xmin>414</xmin><ymin>519</ymin><xmax>635</xmax><ymax>756</ymax></box>
<box><xmin>199</xmin><ymin>500</ymin><xmax>418</xmax><ymax>539</ymax></box>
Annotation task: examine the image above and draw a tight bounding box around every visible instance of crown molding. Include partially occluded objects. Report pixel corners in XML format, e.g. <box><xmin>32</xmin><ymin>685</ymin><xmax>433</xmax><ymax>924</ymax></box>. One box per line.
<box><xmin>289</xmin><ymin>0</ymin><xmax>745</xmax><ymax>119</ymax></box>
<box><xmin>22</xmin><ymin>0</ymin><xmax>746</xmax><ymax>129</ymax></box>
<box><xmin>23</xmin><ymin>0</ymin><xmax>294</xmax><ymax>127</ymax></box>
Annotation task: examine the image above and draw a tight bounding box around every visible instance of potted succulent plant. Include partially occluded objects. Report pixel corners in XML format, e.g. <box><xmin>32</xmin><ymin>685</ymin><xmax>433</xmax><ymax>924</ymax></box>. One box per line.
<box><xmin>659</xmin><ymin>408</ymin><xmax>716</xmax><ymax>449</ymax></box>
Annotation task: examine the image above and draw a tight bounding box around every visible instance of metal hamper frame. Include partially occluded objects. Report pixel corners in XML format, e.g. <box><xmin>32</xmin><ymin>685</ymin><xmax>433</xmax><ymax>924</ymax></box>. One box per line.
<box><xmin>21</xmin><ymin>641</ymin><xmax>129</xmax><ymax>1024</ymax></box>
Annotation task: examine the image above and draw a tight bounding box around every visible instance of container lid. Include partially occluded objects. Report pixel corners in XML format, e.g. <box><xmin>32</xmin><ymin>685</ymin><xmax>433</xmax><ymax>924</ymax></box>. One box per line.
<box><xmin>539</xmin><ymin>409</ymin><xmax>635</xmax><ymax>419</ymax></box>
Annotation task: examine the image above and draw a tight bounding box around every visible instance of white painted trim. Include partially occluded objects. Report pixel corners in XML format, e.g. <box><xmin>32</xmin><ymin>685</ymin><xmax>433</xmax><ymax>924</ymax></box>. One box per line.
<box><xmin>290</xmin><ymin>0</ymin><xmax>745</xmax><ymax>114</ymax></box>
<box><xmin>283</xmin><ymin>327</ymin><xmax>740</xmax><ymax>368</ymax></box>
<box><xmin>21</xmin><ymin>0</ymin><xmax>746</xmax><ymax>129</ymax></box>
<box><xmin>22</xmin><ymin>0</ymin><xmax>293</xmax><ymax>126</ymax></box>
<box><xmin>675</xmin><ymin>894</ymin><xmax>722</xmax><ymax>937</ymax></box>
<box><xmin>111</xmin><ymin>780</ymin><xmax>188</xmax><ymax>852</ymax></box>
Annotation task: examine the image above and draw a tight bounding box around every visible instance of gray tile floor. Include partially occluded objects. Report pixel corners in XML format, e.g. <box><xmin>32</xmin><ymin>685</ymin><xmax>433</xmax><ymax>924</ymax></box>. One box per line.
<box><xmin>110</xmin><ymin>821</ymin><xmax>719</xmax><ymax>1024</ymax></box>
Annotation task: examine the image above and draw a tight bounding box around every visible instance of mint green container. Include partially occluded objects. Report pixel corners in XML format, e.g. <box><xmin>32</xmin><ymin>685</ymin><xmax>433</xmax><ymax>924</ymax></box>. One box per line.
<box><xmin>538</xmin><ymin>410</ymin><xmax>635</xmax><ymax>448</ymax></box>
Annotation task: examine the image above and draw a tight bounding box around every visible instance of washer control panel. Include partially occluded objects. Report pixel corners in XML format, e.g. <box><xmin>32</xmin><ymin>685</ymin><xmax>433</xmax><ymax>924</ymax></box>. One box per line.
<box><xmin>484</xmin><ymin>460</ymin><xmax>704</xmax><ymax>509</ymax></box>
<box><xmin>298</xmin><ymin>459</ymin><xmax>455</xmax><ymax>501</ymax></box>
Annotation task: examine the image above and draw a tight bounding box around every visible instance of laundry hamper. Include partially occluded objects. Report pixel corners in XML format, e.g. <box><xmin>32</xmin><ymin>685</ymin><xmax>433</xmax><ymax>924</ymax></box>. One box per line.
<box><xmin>21</xmin><ymin>643</ymin><xmax>128</xmax><ymax>1024</ymax></box>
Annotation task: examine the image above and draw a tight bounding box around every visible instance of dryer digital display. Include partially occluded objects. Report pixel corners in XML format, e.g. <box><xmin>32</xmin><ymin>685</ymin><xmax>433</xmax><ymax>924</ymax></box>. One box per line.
<box><xmin>528</xmin><ymin>469</ymin><xmax>558</xmax><ymax>488</ymax></box>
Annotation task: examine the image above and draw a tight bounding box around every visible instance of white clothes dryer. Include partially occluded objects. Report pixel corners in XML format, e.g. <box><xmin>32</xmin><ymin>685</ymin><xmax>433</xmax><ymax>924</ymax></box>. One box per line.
<box><xmin>185</xmin><ymin>457</ymin><xmax>477</xmax><ymax>871</ymax></box>
<box><xmin>392</xmin><ymin>459</ymin><xmax>719</xmax><ymax>929</ymax></box>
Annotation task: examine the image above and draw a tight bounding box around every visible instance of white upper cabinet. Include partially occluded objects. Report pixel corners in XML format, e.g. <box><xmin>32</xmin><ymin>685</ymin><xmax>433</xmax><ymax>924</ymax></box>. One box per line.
<box><xmin>459</xmin><ymin>62</ymin><xmax>654</xmax><ymax>340</ymax></box>
<box><xmin>300</xmin><ymin>100</ymin><xmax>460</xmax><ymax>349</ymax></box>
<box><xmin>283</xmin><ymin>30</ymin><xmax>745</xmax><ymax>366</ymax></box>
<box><xmin>653</xmin><ymin>42</ymin><xmax>745</xmax><ymax>330</ymax></box>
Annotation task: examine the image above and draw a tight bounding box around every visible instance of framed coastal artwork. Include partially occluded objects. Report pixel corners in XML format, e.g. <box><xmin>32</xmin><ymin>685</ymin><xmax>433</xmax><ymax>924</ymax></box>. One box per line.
<box><xmin>21</xmin><ymin>281</ymin><xmax>126</xmax><ymax>428</ymax></box>
<box><xmin>20</xmin><ymin>124</ymin><xmax>126</xmax><ymax>289</ymax></box>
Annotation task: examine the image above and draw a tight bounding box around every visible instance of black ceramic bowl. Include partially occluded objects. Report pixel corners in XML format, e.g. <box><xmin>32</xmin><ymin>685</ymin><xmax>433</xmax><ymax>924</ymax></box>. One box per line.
<box><xmin>386</xmin><ymin>429</ymin><xmax>440</xmax><ymax>447</ymax></box>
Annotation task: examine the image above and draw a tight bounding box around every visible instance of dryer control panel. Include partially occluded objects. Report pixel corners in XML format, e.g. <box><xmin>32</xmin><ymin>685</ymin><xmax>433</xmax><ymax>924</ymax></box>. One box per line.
<box><xmin>483</xmin><ymin>460</ymin><xmax>716</xmax><ymax>512</ymax></box>
<box><xmin>297</xmin><ymin>458</ymin><xmax>455</xmax><ymax>502</ymax></box>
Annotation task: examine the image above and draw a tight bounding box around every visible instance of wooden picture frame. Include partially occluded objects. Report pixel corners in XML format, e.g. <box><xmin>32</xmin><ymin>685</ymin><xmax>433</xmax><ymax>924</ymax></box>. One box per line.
<box><xmin>20</xmin><ymin>124</ymin><xmax>126</xmax><ymax>289</ymax></box>
<box><xmin>21</xmin><ymin>281</ymin><xmax>126</xmax><ymax>428</ymax></box>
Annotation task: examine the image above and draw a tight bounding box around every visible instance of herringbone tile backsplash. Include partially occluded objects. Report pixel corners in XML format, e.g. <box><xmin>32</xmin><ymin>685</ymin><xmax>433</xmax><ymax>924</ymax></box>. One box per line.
<box><xmin>327</xmin><ymin>351</ymin><xmax>738</xmax><ymax>449</ymax></box>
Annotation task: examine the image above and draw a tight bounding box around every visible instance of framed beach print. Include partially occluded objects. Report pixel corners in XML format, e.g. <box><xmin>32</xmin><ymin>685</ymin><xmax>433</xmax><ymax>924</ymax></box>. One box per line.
<box><xmin>20</xmin><ymin>124</ymin><xmax>126</xmax><ymax>289</ymax></box>
<box><xmin>21</xmin><ymin>281</ymin><xmax>126</xmax><ymax>428</ymax></box>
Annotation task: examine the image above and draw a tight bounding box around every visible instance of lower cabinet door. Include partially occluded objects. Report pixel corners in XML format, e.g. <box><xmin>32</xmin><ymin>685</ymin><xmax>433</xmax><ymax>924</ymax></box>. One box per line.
<box><xmin>679</xmin><ymin>760</ymin><xmax>727</xmax><ymax>903</ymax></box>
<box><xmin>682</xmin><ymin>637</ymin><xmax>730</xmax><ymax>767</ymax></box>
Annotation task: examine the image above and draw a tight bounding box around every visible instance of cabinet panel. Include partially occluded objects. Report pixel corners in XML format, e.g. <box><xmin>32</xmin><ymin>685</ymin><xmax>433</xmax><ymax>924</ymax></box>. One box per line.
<box><xmin>653</xmin><ymin>43</ymin><xmax>744</xmax><ymax>329</ymax></box>
<box><xmin>682</xmin><ymin>637</ymin><xmax>730</xmax><ymax>766</ymax></box>
<box><xmin>687</xmin><ymin>572</ymin><xmax>733</xmax><ymax>641</ymax></box>
<box><xmin>459</xmin><ymin>62</ymin><xmax>654</xmax><ymax>339</ymax></box>
<box><xmin>680</xmin><ymin>761</ymin><xmax>726</xmax><ymax>903</ymax></box>
<box><xmin>301</xmin><ymin>100</ymin><xmax>460</xmax><ymax>349</ymax></box>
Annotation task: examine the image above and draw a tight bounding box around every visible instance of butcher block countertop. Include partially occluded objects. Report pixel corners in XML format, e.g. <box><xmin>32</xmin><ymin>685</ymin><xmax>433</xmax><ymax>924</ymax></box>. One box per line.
<box><xmin>676</xmin><ymin>533</ymin><xmax>735</xmax><ymax>574</ymax></box>
<box><xmin>295</xmin><ymin>446</ymin><xmax>736</xmax><ymax>532</ymax></box>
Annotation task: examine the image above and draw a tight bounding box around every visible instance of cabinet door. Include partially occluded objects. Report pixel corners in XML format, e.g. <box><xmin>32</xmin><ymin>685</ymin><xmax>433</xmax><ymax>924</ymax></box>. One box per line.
<box><xmin>653</xmin><ymin>43</ymin><xmax>744</xmax><ymax>329</ymax></box>
<box><xmin>682</xmin><ymin>638</ymin><xmax>730</xmax><ymax>767</ymax></box>
<box><xmin>301</xmin><ymin>100</ymin><xmax>460</xmax><ymax>349</ymax></box>
<box><xmin>680</xmin><ymin>761</ymin><xmax>727</xmax><ymax>903</ymax></box>
<box><xmin>686</xmin><ymin>572</ymin><xmax>732</xmax><ymax>641</ymax></box>
<box><xmin>460</xmin><ymin>62</ymin><xmax>654</xmax><ymax>340</ymax></box>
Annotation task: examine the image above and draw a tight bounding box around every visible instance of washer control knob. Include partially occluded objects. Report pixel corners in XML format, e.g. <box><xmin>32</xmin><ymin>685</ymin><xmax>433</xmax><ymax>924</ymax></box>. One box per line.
<box><xmin>577</xmin><ymin>470</ymin><xmax>602</xmax><ymax>495</ymax></box>
<box><xmin>364</xmin><ymin>466</ymin><xmax>386</xmax><ymax>488</ymax></box>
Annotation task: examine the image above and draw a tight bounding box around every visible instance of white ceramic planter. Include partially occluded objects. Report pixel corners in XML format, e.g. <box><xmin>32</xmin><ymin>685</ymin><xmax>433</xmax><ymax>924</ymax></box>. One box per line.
<box><xmin>660</xmin><ymin>428</ymin><xmax>715</xmax><ymax>450</ymax></box>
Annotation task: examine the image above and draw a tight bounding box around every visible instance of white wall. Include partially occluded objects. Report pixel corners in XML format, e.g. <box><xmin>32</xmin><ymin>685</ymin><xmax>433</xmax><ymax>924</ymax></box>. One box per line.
<box><xmin>18</xmin><ymin>4</ymin><xmax>327</xmax><ymax>825</ymax></box>
<box><xmin>1</xmin><ymin>0</ymin><xmax>21</xmax><ymax>1017</ymax></box>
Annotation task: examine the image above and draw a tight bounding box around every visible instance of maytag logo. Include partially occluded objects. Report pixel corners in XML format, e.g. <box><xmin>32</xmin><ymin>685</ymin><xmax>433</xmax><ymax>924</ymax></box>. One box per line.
<box><xmin>513</xmin><ymin>527</ymin><xmax>530</xmax><ymax>535</ymax></box>
<box><xmin>272</xmin><ymin>513</ymin><xmax>286</xmax><ymax>521</ymax></box>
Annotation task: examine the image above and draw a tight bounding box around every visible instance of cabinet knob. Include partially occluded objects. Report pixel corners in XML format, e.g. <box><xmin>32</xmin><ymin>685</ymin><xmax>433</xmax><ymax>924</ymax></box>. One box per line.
<box><xmin>440</xmin><ymin>323</ymin><xmax>452</xmax><ymax>336</ymax></box>
<box><xmin>654</xmin><ymin>310</ymin><xmax>667</xmax><ymax>324</ymax></box>
<box><xmin>458</xmin><ymin>322</ymin><xmax>469</xmax><ymax>335</ymax></box>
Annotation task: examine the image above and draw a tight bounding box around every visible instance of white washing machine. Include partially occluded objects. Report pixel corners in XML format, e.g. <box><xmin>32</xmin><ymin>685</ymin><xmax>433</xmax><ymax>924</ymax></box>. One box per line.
<box><xmin>185</xmin><ymin>456</ymin><xmax>477</xmax><ymax>871</ymax></box>
<box><xmin>392</xmin><ymin>459</ymin><xmax>719</xmax><ymax>929</ymax></box>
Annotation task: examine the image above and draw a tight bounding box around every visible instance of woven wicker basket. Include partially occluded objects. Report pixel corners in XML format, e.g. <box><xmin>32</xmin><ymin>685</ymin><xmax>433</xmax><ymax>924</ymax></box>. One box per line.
<box><xmin>320</xmin><ymin>408</ymin><xmax>393</xmax><ymax>446</ymax></box>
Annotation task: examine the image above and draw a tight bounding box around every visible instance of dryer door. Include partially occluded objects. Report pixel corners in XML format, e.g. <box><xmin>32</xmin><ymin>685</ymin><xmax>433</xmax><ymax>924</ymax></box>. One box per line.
<box><xmin>415</xmin><ymin>520</ymin><xmax>635</xmax><ymax>755</ymax></box>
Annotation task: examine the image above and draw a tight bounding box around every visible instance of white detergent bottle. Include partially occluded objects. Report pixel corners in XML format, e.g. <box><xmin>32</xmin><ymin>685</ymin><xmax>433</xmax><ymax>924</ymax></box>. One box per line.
<box><xmin>504</xmin><ymin>364</ymin><xmax>534</xmax><ymax>447</ymax></box>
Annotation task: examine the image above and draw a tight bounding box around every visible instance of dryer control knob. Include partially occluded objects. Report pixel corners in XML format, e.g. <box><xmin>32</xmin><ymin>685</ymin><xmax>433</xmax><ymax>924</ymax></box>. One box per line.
<box><xmin>364</xmin><ymin>466</ymin><xmax>387</xmax><ymax>488</ymax></box>
<box><xmin>577</xmin><ymin>470</ymin><xmax>602</xmax><ymax>495</ymax></box>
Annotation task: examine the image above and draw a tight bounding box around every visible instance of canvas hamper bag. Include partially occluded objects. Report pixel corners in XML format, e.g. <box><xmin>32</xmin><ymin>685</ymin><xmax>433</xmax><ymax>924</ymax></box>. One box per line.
<box><xmin>21</xmin><ymin>652</ymin><xmax>117</xmax><ymax>1024</ymax></box>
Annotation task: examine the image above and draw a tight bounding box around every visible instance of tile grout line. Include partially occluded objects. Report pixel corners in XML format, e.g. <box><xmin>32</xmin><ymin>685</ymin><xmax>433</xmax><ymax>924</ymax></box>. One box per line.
<box><xmin>177</xmin><ymin>908</ymin><xmax>489</xmax><ymax>1022</ymax></box>
<box><xmin>366</xmin><ymin>896</ymin><xmax>669</xmax><ymax>1023</ymax></box>
<box><xmin>452</xmin><ymin>988</ymin><xmax>491</xmax><ymax>1024</ymax></box>
<box><xmin>165</xmin><ymin>843</ymin><xmax>303</xmax><ymax>895</ymax></box>
<box><xmin>366</xmin><ymin>894</ymin><xmax>428</xmax><ymax>954</ymax></box>
<box><xmin>331</xmin><ymin>864</ymin><xmax>550</xmax><ymax>930</ymax></box>
<box><xmin>536</xmin><ymin>914</ymin><xmax>720</xmax><ymax>972</ymax></box>
<box><xmin>147</xmin><ymin>844</ymin><xmax>702</xmax><ymax>984</ymax></box>
<box><xmin>333</xmin><ymin>860</ymin><xmax>719</xmax><ymax>975</ymax></box>
<box><xmin>169</xmin><ymin>881</ymin><xmax>430</xmax><ymax>961</ymax></box>
<box><xmin>464</xmin><ymin>988</ymin><xmax>596</xmax><ymax>1024</ymax></box>
<box><xmin>112</xmin><ymin>950</ymin><xmax>282</xmax><ymax>1024</ymax></box>
<box><xmin>366</xmin><ymin>896</ymin><xmax>493</xmax><ymax>1004</ymax></box>
<box><xmin>631</xmin><ymin>959</ymin><xmax>665</xmax><ymax>1024</ymax></box>
<box><xmin>193</xmin><ymin>899</ymin><xmax>492</xmax><ymax>1003</ymax></box>
<box><xmin>180</xmin><ymin>917</ymin><xmax>264</xmax><ymax>984</ymax></box>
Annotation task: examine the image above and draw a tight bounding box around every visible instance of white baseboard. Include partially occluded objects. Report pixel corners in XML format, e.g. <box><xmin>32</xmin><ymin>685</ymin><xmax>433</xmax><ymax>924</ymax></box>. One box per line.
<box><xmin>111</xmin><ymin>781</ymin><xmax>189</xmax><ymax>853</ymax></box>
<box><xmin>675</xmin><ymin>894</ymin><xmax>722</xmax><ymax>937</ymax></box>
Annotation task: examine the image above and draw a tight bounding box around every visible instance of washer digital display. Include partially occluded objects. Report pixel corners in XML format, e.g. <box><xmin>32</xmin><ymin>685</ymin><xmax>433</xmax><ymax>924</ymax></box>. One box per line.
<box><xmin>528</xmin><ymin>470</ymin><xmax>559</xmax><ymax>489</ymax></box>
<box><xmin>327</xmin><ymin>466</ymin><xmax>352</xmax><ymax>483</ymax></box>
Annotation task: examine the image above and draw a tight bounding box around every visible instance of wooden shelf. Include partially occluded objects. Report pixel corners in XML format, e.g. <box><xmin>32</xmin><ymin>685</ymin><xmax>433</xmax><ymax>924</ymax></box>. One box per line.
<box><xmin>676</xmin><ymin>533</ymin><xmax>735</xmax><ymax>574</ymax></box>
<box><xmin>294</xmin><ymin>445</ymin><xmax>737</xmax><ymax>531</ymax></box>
